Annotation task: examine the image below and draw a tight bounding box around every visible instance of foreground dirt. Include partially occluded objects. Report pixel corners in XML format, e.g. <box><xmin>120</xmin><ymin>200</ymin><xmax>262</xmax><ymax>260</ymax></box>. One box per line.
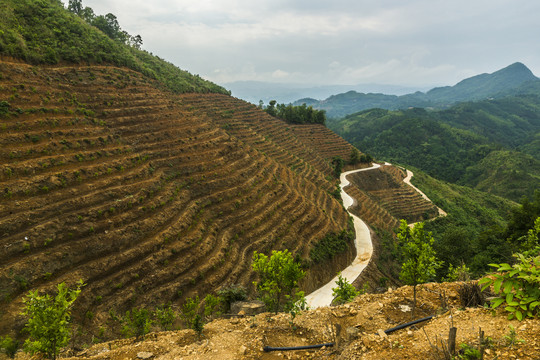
<box><xmin>5</xmin><ymin>282</ymin><xmax>538</xmax><ymax>360</ymax></box>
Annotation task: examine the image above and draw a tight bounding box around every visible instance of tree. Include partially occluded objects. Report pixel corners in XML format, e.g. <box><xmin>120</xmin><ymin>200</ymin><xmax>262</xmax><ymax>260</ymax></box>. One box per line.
<box><xmin>265</xmin><ymin>100</ymin><xmax>277</xmax><ymax>117</ymax></box>
<box><xmin>130</xmin><ymin>35</ymin><xmax>143</xmax><ymax>49</ymax></box>
<box><xmin>67</xmin><ymin>0</ymin><xmax>82</xmax><ymax>15</ymax></box>
<box><xmin>252</xmin><ymin>250</ymin><xmax>305</xmax><ymax>313</ymax></box>
<box><xmin>331</xmin><ymin>156</ymin><xmax>344</xmax><ymax>178</ymax></box>
<box><xmin>397</xmin><ymin>220</ymin><xmax>441</xmax><ymax>319</ymax></box>
<box><xmin>21</xmin><ymin>280</ymin><xmax>85</xmax><ymax>360</ymax></box>
<box><xmin>332</xmin><ymin>273</ymin><xmax>359</xmax><ymax>304</ymax></box>
<box><xmin>92</xmin><ymin>13</ymin><xmax>121</xmax><ymax>41</ymax></box>
<box><xmin>349</xmin><ymin>147</ymin><xmax>360</xmax><ymax>165</ymax></box>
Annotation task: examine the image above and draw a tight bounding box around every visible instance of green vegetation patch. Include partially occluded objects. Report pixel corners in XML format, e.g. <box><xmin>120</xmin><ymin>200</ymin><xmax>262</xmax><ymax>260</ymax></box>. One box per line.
<box><xmin>0</xmin><ymin>0</ymin><xmax>229</xmax><ymax>95</ymax></box>
<box><xmin>310</xmin><ymin>229</ymin><xmax>354</xmax><ymax>264</ymax></box>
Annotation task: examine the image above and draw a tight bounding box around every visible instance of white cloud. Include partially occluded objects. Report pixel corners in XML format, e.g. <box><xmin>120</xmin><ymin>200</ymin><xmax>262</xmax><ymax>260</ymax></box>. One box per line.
<box><xmin>62</xmin><ymin>0</ymin><xmax>540</xmax><ymax>87</ymax></box>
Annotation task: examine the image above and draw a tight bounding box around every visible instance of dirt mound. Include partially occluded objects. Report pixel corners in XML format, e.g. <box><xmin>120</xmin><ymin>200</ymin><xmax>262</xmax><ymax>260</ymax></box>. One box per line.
<box><xmin>9</xmin><ymin>282</ymin><xmax>535</xmax><ymax>360</ymax></box>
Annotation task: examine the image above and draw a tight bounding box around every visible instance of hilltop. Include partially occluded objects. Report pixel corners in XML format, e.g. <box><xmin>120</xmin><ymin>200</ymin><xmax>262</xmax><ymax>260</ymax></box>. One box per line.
<box><xmin>0</xmin><ymin>0</ymin><xmax>229</xmax><ymax>95</ymax></box>
<box><xmin>295</xmin><ymin>62</ymin><xmax>540</xmax><ymax>118</ymax></box>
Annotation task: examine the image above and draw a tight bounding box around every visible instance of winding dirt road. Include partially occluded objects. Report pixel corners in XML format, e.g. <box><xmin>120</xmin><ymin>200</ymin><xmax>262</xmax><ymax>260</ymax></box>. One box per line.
<box><xmin>305</xmin><ymin>163</ymin><xmax>380</xmax><ymax>308</ymax></box>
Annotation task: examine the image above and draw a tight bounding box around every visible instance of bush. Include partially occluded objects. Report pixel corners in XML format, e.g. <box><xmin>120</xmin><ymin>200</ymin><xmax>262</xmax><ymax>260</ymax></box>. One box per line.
<box><xmin>203</xmin><ymin>294</ymin><xmax>222</xmax><ymax>320</ymax></box>
<box><xmin>0</xmin><ymin>335</ymin><xmax>19</xmax><ymax>358</ymax></box>
<box><xmin>154</xmin><ymin>304</ymin><xmax>176</xmax><ymax>331</ymax></box>
<box><xmin>332</xmin><ymin>273</ymin><xmax>359</xmax><ymax>305</ymax></box>
<box><xmin>479</xmin><ymin>251</ymin><xmax>540</xmax><ymax>320</ymax></box>
<box><xmin>121</xmin><ymin>308</ymin><xmax>152</xmax><ymax>339</ymax></box>
<box><xmin>216</xmin><ymin>284</ymin><xmax>247</xmax><ymax>313</ymax></box>
<box><xmin>21</xmin><ymin>280</ymin><xmax>84</xmax><ymax>360</ymax></box>
<box><xmin>310</xmin><ymin>229</ymin><xmax>354</xmax><ymax>264</ymax></box>
<box><xmin>181</xmin><ymin>296</ymin><xmax>204</xmax><ymax>338</ymax></box>
<box><xmin>479</xmin><ymin>218</ymin><xmax>540</xmax><ymax>321</ymax></box>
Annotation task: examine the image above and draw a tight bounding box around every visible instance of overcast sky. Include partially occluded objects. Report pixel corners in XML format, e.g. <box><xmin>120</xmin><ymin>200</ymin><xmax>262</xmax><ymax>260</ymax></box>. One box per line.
<box><xmin>62</xmin><ymin>0</ymin><xmax>540</xmax><ymax>89</ymax></box>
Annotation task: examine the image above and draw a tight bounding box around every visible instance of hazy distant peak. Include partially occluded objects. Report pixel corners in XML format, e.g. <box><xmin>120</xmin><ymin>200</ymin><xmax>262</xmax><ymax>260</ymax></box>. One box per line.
<box><xmin>497</xmin><ymin>62</ymin><xmax>536</xmax><ymax>77</ymax></box>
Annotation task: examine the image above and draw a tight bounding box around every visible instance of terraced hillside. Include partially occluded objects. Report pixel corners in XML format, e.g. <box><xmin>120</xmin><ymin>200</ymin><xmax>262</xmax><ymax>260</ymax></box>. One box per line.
<box><xmin>0</xmin><ymin>60</ymin><xmax>356</xmax><ymax>337</ymax></box>
<box><xmin>346</xmin><ymin>165</ymin><xmax>439</xmax><ymax>231</ymax></box>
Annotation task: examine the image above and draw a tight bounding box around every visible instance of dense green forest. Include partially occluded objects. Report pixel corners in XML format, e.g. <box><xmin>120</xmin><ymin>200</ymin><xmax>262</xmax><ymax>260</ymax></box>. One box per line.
<box><xmin>376</xmin><ymin>167</ymin><xmax>539</xmax><ymax>280</ymax></box>
<box><xmin>261</xmin><ymin>100</ymin><xmax>327</xmax><ymax>125</ymax></box>
<box><xmin>329</xmin><ymin>96</ymin><xmax>540</xmax><ymax>202</ymax></box>
<box><xmin>0</xmin><ymin>0</ymin><xmax>229</xmax><ymax>95</ymax></box>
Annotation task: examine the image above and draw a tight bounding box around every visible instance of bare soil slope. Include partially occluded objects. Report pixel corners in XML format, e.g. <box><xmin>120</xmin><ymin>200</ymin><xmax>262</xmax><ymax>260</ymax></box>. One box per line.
<box><xmin>0</xmin><ymin>61</ymin><xmax>357</xmax><ymax>338</ymax></box>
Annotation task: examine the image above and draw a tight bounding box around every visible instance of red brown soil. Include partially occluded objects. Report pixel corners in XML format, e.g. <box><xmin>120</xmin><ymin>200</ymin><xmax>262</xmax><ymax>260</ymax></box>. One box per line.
<box><xmin>0</xmin><ymin>59</ymin><xmax>449</xmax><ymax>348</ymax></box>
<box><xmin>4</xmin><ymin>282</ymin><xmax>538</xmax><ymax>360</ymax></box>
<box><xmin>0</xmin><ymin>60</ymin><xmax>364</xmax><ymax>341</ymax></box>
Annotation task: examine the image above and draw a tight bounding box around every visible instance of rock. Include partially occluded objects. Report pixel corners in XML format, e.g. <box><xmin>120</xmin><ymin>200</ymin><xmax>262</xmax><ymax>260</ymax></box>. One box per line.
<box><xmin>346</xmin><ymin>326</ymin><xmax>360</xmax><ymax>341</ymax></box>
<box><xmin>239</xmin><ymin>345</ymin><xmax>247</xmax><ymax>355</ymax></box>
<box><xmin>407</xmin><ymin>330</ymin><xmax>413</xmax><ymax>337</ymax></box>
<box><xmin>399</xmin><ymin>304</ymin><xmax>411</xmax><ymax>312</ymax></box>
<box><xmin>231</xmin><ymin>300</ymin><xmax>266</xmax><ymax>316</ymax></box>
<box><xmin>137</xmin><ymin>351</ymin><xmax>154</xmax><ymax>359</ymax></box>
<box><xmin>377</xmin><ymin>329</ymin><xmax>388</xmax><ymax>340</ymax></box>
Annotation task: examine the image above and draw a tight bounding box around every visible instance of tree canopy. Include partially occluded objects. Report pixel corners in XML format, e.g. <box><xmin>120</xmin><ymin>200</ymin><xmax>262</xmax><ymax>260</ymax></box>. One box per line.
<box><xmin>262</xmin><ymin>101</ymin><xmax>326</xmax><ymax>125</ymax></box>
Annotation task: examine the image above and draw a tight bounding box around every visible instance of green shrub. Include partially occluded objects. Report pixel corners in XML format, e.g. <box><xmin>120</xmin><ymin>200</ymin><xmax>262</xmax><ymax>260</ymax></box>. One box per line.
<box><xmin>216</xmin><ymin>284</ymin><xmax>247</xmax><ymax>312</ymax></box>
<box><xmin>479</xmin><ymin>218</ymin><xmax>540</xmax><ymax>321</ymax></box>
<box><xmin>203</xmin><ymin>294</ymin><xmax>222</xmax><ymax>320</ymax></box>
<box><xmin>332</xmin><ymin>273</ymin><xmax>359</xmax><ymax>305</ymax></box>
<box><xmin>121</xmin><ymin>308</ymin><xmax>152</xmax><ymax>339</ymax></box>
<box><xmin>0</xmin><ymin>101</ymin><xmax>10</xmax><ymax>116</ymax></box>
<box><xmin>479</xmin><ymin>251</ymin><xmax>540</xmax><ymax>320</ymax></box>
<box><xmin>0</xmin><ymin>335</ymin><xmax>19</xmax><ymax>358</ymax></box>
<box><xmin>181</xmin><ymin>296</ymin><xmax>204</xmax><ymax>338</ymax></box>
<box><xmin>154</xmin><ymin>304</ymin><xmax>176</xmax><ymax>331</ymax></box>
<box><xmin>310</xmin><ymin>229</ymin><xmax>354</xmax><ymax>264</ymax></box>
<box><xmin>21</xmin><ymin>280</ymin><xmax>84</xmax><ymax>360</ymax></box>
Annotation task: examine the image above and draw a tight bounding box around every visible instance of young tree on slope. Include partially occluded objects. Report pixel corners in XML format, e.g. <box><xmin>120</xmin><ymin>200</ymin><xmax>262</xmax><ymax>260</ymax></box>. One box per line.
<box><xmin>22</xmin><ymin>280</ymin><xmax>85</xmax><ymax>360</ymax></box>
<box><xmin>397</xmin><ymin>220</ymin><xmax>441</xmax><ymax>319</ymax></box>
<box><xmin>252</xmin><ymin>250</ymin><xmax>305</xmax><ymax>313</ymax></box>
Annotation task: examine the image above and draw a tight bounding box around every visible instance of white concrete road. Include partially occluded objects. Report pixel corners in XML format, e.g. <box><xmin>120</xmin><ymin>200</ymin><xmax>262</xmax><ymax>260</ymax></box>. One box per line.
<box><xmin>305</xmin><ymin>163</ymin><xmax>380</xmax><ymax>308</ymax></box>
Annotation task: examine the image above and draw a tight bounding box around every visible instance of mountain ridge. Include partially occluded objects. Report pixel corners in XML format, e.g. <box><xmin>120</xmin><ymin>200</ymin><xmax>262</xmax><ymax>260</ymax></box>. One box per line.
<box><xmin>294</xmin><ymin>62</ymin><xmax>540</xmax><ymax>118</ymax></box>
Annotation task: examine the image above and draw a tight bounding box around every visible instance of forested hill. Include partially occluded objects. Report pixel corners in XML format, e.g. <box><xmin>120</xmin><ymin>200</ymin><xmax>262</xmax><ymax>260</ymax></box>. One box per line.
<box><xmin>0</xmin><ymin>0</ymin><xmax>229</xmax><ymax>95</ymax></box>
<box><xmin>329</xmin><ymin>95</ymin><xmax>540</xmax><ymax>202</ymax></box>
<box><xmin>296</xmin><ymin>62</ymin><xmax>540</xmax><ymax>118</ymax></box>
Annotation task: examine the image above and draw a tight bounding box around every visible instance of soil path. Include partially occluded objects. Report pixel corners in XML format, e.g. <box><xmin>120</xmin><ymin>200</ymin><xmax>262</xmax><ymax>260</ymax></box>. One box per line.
<box><xmin>305</xmin><ymin>163</ymin><xmax>380</xmax><ymax>308</ymax></box>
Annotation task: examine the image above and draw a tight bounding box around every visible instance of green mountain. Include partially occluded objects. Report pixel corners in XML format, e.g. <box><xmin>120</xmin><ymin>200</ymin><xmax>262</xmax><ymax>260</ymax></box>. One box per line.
<box><xmin>329</xmin><ymin>95</ymin><xmax>540</xmax><ymax>202</ymax></box>
<box><xmin>297</xmin><ymin>63</ymin><xmax>540</xmax><ymax>118</ymax></box>
<box><xmin>0</xmin><ymin>0</ymin><xmax>229</xmax><ymax>95</ymax></box>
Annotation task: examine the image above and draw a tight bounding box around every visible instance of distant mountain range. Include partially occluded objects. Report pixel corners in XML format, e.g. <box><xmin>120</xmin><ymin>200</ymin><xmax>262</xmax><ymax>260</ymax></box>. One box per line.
<box><xmin>224</xmin><ymin>81</ymin><xmax>428</xmax><ymax>105</ymax></box>
<box><xmin>294</xmin><ymin>62</ymin><xmax>540</xmax><ymax>118</ymax></box>
<box><xmin>327</xmin><ymin>79</ymin><xmax>540</xmax><ymax>202</ymax></box>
